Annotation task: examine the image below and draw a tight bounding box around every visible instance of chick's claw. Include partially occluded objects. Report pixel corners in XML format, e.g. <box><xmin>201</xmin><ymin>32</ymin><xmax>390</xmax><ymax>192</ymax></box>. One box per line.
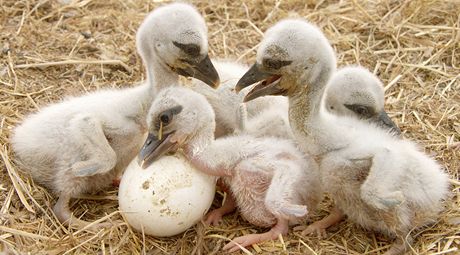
<box><xmin>223</xmin><ymin>233</ymin><xmax>267</xmax><ymax>253</ymax></box>
<box><xmin>223</xmin><ymin>218</ymin><xmax>289</xmax><ymax>253</ymax></box>
<box><xmin>204</xmin><ymin>209</ymin><xmax>224</xmax><ymax>226</ymax></box>
<box><xmin>294</xmin><ymin>206</ymin><xmax>344</xmax><ymax>238</ymax></box>
<box><xmin>299</xmin><ymin>222</ymin><xmax>328</xmax><ymax>238</ymax></box>
<box><xmin>112</xmin><ymin>178</ymin><xmax>121</xmax><ymax>187</ymax></box>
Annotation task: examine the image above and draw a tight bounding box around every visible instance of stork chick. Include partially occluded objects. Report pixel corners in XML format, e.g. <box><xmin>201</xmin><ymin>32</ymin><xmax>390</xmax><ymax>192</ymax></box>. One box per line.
<box><xmin>236</xmin><ymin>19</ymin><xmax>449</xmax><ymax>255</ymax></box>
<box><xmin>236</xmin><ymin>66</ymin><xmax>400</xmax><ymax>140</ymax></box>
<box><xmin>325</xmin><ymin>66</ymin><xmax>400</xmax><ymax>134</ymax></box>
<box><xmin>138</xmin><ymin>86</ymin><xmax>322</xmax><ymax>252</ymax></box>
<box><xmin>11</xmin><ymin>3</ymin><xmax>219</xmax><ymax>229</ymax></box>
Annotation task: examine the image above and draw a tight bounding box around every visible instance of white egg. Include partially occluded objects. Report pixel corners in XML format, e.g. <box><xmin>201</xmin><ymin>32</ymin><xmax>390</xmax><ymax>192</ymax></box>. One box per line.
<box><xmin>118</xmin><ymin>153</ymin><xmax>216</xmax><ymax>237</ymax></box>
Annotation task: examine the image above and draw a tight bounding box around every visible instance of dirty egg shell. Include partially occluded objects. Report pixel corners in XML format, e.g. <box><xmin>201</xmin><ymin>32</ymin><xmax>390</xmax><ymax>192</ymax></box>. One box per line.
<box><xmin>119</xmin><ymin>153</ymin><xmax>216</xmax><ymax>237</ymax></box>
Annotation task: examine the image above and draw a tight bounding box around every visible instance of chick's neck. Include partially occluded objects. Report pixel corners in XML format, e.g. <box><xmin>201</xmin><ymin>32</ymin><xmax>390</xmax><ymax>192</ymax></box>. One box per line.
<box><xmin>147</xmin><ymin>56</ymin><xmax>179</xmax><ymax>94</ymax></box>
<box><xmin>288</xmin><ymin>67</ymin><xmax>334</xmax><ymax>156</ymax></box>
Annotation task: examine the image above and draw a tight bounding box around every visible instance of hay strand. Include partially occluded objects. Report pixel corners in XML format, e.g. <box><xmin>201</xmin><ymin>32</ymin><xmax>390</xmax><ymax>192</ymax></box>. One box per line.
<box><xmin>1</xmin><ymin>148</ymin><xmax>35</xmax><ymax>213</ymax></box>
<box><xmin>0</xmin><ymin>226</ymin><xmax>59</xmax><ymax>242</ymax></box>
<box><xmin>14</xmin><ymin>59</ymin><xmax>132</xmax><ymax>73</ymax></box>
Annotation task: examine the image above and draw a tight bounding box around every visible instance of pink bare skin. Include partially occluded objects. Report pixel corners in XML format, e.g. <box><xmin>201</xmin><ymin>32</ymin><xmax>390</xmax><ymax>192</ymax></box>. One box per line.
<box><xmin>223</xmin><ymin>217</ymin><xmax>289</xmax><ymax>253</ymax></box>
<box><xmin>184</xmin><ymin>147</ymin><xmax>301</xmax><ymax>252</ymax></box>
<box><xmin>185</xmin><ymin>147</ymin><xmax>236</xmax><ymax>226</ymax></box>
<box><xmin>294</xmin><ymin>205</ymin><xmax>344</xmax><ymax>238</ymax></box>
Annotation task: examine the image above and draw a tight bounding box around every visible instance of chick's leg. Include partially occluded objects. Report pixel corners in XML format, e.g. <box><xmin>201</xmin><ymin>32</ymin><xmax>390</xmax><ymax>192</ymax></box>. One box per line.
<box><xmin>54</xmin><ymin>194</ymin><xmax>94</xmax><ymax>229</ymax></box>
<box><xmin>204</xmin><ymin>189</ymin><xmax>237</xmax><ymax>226</ymax></box>
<box><xmin>295</xmin><ymin>205</ymin><xmax>344</xmax><ymax>238</ymax></box>
<box><xmin>54</xmin><ymin>193</ymin><xmax>114</xmax><ymax>230</ymax></box>
<box><xmin>223</xmin><ymin>217</ymin><xmax>289</xmax><ymax>253</ymax></box>
<box><xmin>68</xmin><ymin>114</ymin><xmax>117</xmax><ymax>177</ymax></box>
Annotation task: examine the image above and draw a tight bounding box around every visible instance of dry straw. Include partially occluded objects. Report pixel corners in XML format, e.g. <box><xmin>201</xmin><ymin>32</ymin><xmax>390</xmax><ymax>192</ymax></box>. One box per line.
<box><xmin>1</xmin><ymin>0</ymin><xmax>459</xmax><ymax>254</ymax></box>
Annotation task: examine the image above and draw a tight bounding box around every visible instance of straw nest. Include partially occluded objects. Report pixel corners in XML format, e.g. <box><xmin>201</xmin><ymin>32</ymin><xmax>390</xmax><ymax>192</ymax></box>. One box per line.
<box><xmin>0</xmin><ymin>0</ymin><xmax>459</xmax><ymax>254</ymax></box>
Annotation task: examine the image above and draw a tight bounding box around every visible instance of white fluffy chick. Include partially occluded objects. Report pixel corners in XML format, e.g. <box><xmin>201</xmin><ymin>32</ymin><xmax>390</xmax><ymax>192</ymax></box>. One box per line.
<box><xmin>324</xmin><ymin>66</ymin><xmax>400</xmax><ymax>134</ymax></box>
<box><xmin>236</xmin><ymin>19</ymin><xmax>450</xmax><ymax>255</ymax></box>
<box><xmin>138</xmin><ymin>86</ymin><xmax>322</xmax><ymax>252</ymax></box>
<box><xmin>11</xmin><ymin>3</ymin><xmax>219</xmax><ymax>229</ymax></box>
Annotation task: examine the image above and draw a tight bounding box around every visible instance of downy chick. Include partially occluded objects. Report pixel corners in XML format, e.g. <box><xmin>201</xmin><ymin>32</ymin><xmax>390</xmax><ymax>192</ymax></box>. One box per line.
<box><xmin>11</xmin><ymin>3</ymin><xmax>219</xmax><ymax>229</ymax></box>
<box><xmin>138</xmin><ymin>86</ymin><xmax>322</xmax><ymax>252</ymax></box>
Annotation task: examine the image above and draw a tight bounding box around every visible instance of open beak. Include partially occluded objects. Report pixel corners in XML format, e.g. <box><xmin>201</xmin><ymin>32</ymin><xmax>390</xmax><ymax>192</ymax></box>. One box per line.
<box><xmin>376</xmin><ymin>111</ymin><xmax>401</xmax><ymax>135</ymax></box>
<box><xmin>235</xmin><ymin>63</ymin><xmax>285</xmax><ymax>102</ymax></box>
<box><xmin>137</xmin><ymin>132</ymin><xmax>177</xmax><ymax>169</ymax></box>
<box><xmin>176</xmin><ymin>55</ymin><xmax>220</xmax><ymax>88</ymax></box>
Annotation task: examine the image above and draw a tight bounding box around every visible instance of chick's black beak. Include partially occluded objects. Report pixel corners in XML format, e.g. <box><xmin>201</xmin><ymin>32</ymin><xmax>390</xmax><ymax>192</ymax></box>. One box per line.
<box><xmin>235</xmin><ymin>63</ymin><xmax>284</xmax><ymax>102</ymax></box>
<box><xmin>138</xmin><ymin>132</ymin><xmax>177</xmax><ymax>169</ymax></box>
<box><xmin>177</xmin><ymin>55</ymin><xmax>220</xmax><ymax>88</ymax></box>
<box><xmin>377</xmin><ymin>111</ymin><xmax>401</xmax><ymax>135</ymax></box>
<box><xmin>235</xmin><ymin>64</ymin><xmax>272</xmax><ymax>93</ymax></box>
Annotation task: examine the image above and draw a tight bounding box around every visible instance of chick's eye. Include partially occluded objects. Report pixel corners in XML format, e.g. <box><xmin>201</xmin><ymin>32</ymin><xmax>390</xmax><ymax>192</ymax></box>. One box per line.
<box><xmin>262</xmin><ymin>58</ymin><xmax>292</xmax><ymax>70</ymax></box>
<box><xmin>157</xmin><ymin>105</ymin><xmax>182</xmax><ymax>127</ymax></box>
<box><xmin>173</xmin><ymin>41</ymin><xmax>200</xmax><ymax>57</ymax></box>
<box><xmin>160</xmin><ymin>114</ymin><xmax>170</xmax><ymax>124</ymax></box>
<box><xmin>345</xmin><ymin>104</ymin><xmax>371</xmax><ymax>117</ymax></box>
<box><xmin>356</xmin><ymin>106</ymin><xmax>369</xmax><ymax>115</ymax></box>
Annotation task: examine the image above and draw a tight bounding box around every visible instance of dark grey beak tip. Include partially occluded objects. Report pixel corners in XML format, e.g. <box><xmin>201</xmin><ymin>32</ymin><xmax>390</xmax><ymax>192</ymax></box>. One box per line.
<box><xmin>194</xmin><ymin>55</ymin><xmax>220</xmax><ymax>88</ymax></box>
<box><xmin>137</xmin><ymin>157</ymin><xmax>147</xmax><ymax>169</ymax></box>
<box><xmin>235</xmin><ymin>63</ymin><xmax>275</xmax><ymax>95</ymax></box>
<box><xmin>211</xmin><ymin>76</ymin><xmax>220</xmax><ymax>89</ymax></box>
<box><xmin>137</xmin><ymin>133</ymin><xmax>159</xmax><ymax>169</ymax></box>
<box><xmin>174</xmin><ymin>55</ymin><xmax>220</xmax><ymax>88</ymax></box>
<box><xmin>235</xmin><ymin>64</ymin><xmax>259</xmax><ymax>92</ymax></box>
<box><xmin>138</xmin><ymin>132</ymin><xmax>178</xmax><ymax>169</ymax></box>
<box><xmin>378</xmin><ymin>111</ymin><xmax>401</xmax><ymax>136</ymax></box>
<box><xmin>235</xmin><ymin>82</ymin><xmax>245</xmax><ymax>94</ymax></box>
<box><xmin>243</xmin><ymin>92</ymin><xmax>258</xmax><ymax>103</ymax></box>
<box><xmin>391</xmin><ymin>126</ymin><xmax>402</xmax><ymax>136</ymax></box>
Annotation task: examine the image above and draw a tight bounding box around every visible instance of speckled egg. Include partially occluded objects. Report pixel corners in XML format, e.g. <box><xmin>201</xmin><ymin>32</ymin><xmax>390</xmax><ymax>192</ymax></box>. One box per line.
<box><xmin>119</xmin><ymin>153</ymin><xmax>216</xmax><ymax>237</ymax></box>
